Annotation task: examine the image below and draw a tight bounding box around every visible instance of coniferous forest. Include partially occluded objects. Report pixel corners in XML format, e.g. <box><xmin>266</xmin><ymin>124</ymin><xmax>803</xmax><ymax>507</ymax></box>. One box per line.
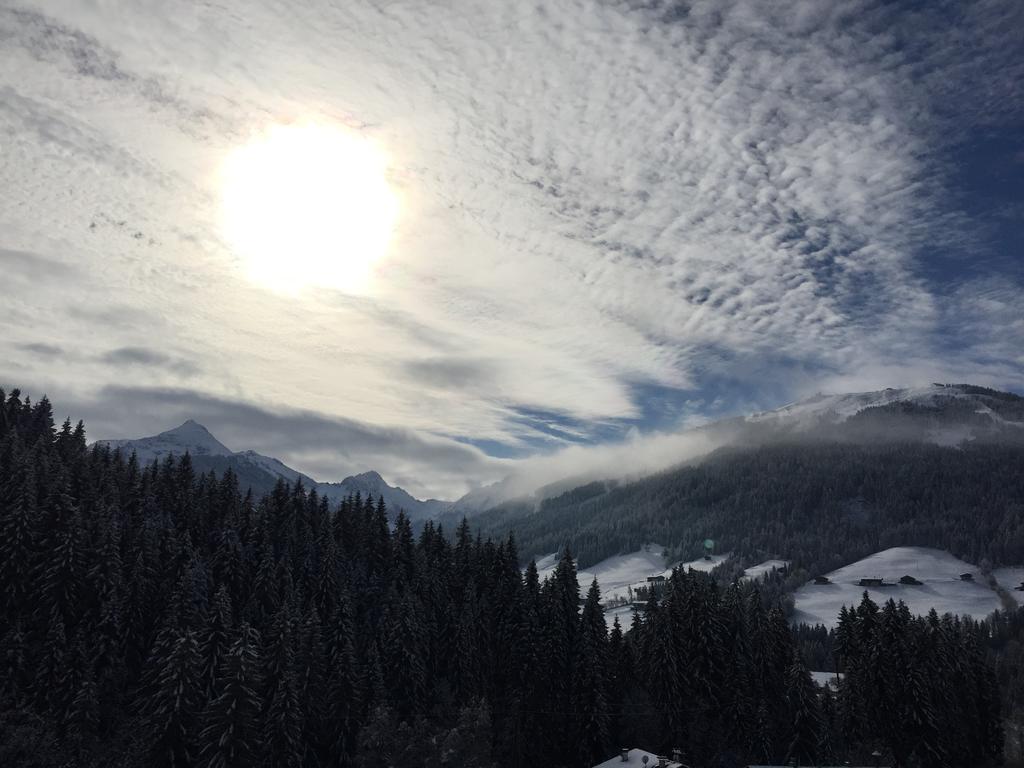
<box><xmin>0</xmin><ymin>389</ymin><xmax>1008</xmax><ymax>767</ymax></box>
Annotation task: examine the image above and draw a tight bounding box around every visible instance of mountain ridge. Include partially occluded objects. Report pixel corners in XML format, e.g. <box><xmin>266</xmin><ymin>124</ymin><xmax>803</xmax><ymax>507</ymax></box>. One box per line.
<box><xmin>452</xmin><ymin>383</ymin><xmax>1024</xmax><ymax>515</ymax></box>
<box><xmin>94</xmin><ymin>421</ymin><xmax>450</xmax><ymax>521</ymax></box>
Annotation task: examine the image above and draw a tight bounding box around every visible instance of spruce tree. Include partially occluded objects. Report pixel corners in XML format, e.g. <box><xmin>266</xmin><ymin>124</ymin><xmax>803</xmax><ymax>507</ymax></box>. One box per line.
<box><xmin>199</xmin><ymin>622</ymin><xmax>263</xmax><ymax>768</ymax></box>
<box><xmin>141</xmin><ymin>629</ymin><xmax>203</xmax><ymax>768</ymax></box>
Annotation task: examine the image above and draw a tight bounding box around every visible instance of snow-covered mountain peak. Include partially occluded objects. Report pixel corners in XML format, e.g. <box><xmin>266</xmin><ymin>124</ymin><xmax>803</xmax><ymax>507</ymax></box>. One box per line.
<box><xmin>96</xmin><ymin>419</ymin><xmax>232</xmax><ymax>465</ymax></box>
<box><xmin>156</xmin><ymin>420</ymin><xmax>233</xmax><ymax>455</ymax></box>
<box><xmin>745</xmin><ymin>383</ymin><xmax>1024</xmax><ymax>430</ymax></box>
<box><xmin>345</xmin><ymin>470</ymin><xmax>385</xmax><ymax>485</ymax></box>
<box><xmin>94</xmin><ymin>423</ymin><xmax>448</xmax><ymax>520</ymax></box>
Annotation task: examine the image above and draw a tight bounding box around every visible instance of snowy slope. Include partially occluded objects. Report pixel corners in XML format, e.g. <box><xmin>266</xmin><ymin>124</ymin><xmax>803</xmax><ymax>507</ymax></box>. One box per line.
<box><xmin>535</xmin><ymin>544</ymin><xmax>673</xmax><ymax>599</ymax></box>
<box><xmin>745</xmin><ymin>383</ymin><xmax>1024</xmax><ymax>435</ymax></box>
<box><xmin>678</xmin><ymin>552</ymin><xmax>731</xmax><ymax>573</ymax></box>
<box><xmin>97</xmin><ymin>420</ymin><xmax>232</xmax><ymax>465</ymax></box>
<box><xmin>792</xmin><ymin>547</ymin><xmax>1004</xmax><ymax>627</ymax></box>
<box><xmin>532</xmin><ymin>545</ymin><xmax>734</xmax><ymax>631</ymax></box>
<box><xmin>534</xmin><ymin>546</ymin><xmax>731</xmax><ymax>600</ymax></box>
<box><xmin>594</xmin><ymin>749</ymin><xmax>683</xmax><ymax>768</ymax></box>
<box><xmin>742</xmin><ymin>559</ymin><xmax>790</xmax><ymax>580</ymax></box>
<box><xmin>993</xmin><ymin>567</ymin><xmax>1024</xmax><ymax>605</ymax></box>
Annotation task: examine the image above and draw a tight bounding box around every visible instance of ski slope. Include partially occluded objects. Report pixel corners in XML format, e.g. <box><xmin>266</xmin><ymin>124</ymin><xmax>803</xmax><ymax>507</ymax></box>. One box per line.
<box><xmin>792</xmin><ymin>547</ymin><xmax>1005</xmax><ymax>627</ymax></box>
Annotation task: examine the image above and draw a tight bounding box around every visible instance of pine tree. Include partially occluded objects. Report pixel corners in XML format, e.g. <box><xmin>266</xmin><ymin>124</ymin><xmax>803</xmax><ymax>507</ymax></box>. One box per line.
<box><xmin>140</xmin><ymin>628</ymin><xmax>203</xmax><ymax>767</ymax></box>
<box><xmin>0</xmin><ymin>456</ymin><xmax>36</xmax><ymax>625</ymax></box>
<box><xmin>201</xmin><ymin>585</ymin><xmax>235</xmax><ymax>700</ymax></box>
<box><xmin>261</xmin><ymin>661</ymin><xmax>303</xmax><ymax>768</ymax></box>
<box><xmin>784</xmin><ymin>657</ymin><xmax>824</xmax><ymax>765</ymax></box>
<box><xmin>574</xmin><ymin>579</ymin><xmax>610</xmax><ymax>765</ymax></box>
<box><xmin>199</xmin><ymin>622</ymin><xmax>263</xmax><ymax>768</ymax></box>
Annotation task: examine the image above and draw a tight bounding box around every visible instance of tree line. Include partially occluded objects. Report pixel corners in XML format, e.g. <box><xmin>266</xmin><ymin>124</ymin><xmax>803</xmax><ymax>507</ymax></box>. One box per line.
<box><xmin>0</xmin><ymin>388</ymin><xmax>1006</xmax><ymax>766</ymax></box>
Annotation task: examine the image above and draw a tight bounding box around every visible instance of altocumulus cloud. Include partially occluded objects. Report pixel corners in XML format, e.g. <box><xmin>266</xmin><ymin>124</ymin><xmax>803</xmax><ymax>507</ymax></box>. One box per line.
<box><xmin>1</xmin><ymin>0</ymin><xmax>1022</xmax><ymax>497</ymax></box>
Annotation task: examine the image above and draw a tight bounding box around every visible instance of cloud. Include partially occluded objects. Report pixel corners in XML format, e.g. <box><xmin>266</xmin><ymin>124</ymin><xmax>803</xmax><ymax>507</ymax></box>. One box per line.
<box><xmin>1</xmin><ymin>0</ymin><xmax>1022</xmax><ymax>496</ymax></box>
<box><xmin>78</xmin><ymin>385</ymin><xmax>503</xmax><ymax>499</ymax></box>
<box><xmin>100</xmin><ymin>346</ymin><xmax>200</xmax><ymax>376</ymax></box>
<box><xmin>16</xmin><ymin>342</ymin><xmax>64</xmax><ymax>358</ymax></box>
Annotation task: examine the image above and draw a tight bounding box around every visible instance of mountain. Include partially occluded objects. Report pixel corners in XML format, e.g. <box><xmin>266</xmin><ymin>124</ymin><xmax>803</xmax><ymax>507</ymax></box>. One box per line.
<box><xmin>741</xmin><ymin>383</ymin><xmax>1024</xmax><ymax>439</ymax></box>
<box><xmin>466</xmin><ymin>383</ymin><xmax>1024</xmax><ymax>570</ymax></box>
<box><xmin>449</xmin><ymin>383</ymin><xmax>1024</xmax><ymax>516</ymax></box>
<box><xmin>98</xmin><ymin>419</ymin><xmax>232</xmax><ymax>464</ymax></box>
<box><xmin>94</xmin><ymin>421</ymin><xmax>449</xmax><ymax>521</ymax></box>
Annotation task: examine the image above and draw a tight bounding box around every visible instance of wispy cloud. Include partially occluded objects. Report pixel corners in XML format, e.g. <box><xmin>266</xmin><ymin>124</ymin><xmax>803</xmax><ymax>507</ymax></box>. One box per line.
<box><xmin>1</xmin><ymin>0</ymin><xmax>1021</xmax><ymax>497</ymax></box>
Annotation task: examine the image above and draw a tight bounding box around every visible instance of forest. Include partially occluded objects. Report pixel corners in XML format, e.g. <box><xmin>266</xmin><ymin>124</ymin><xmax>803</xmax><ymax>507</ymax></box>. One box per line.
<box><xmin>0</xmin><ymin>388</ymin><xmax>1008</xmax><ymax>767</ymax></box>
<box><xmin>468</xmin><ymin>439</ymin><xmax>1024</xmax><ymax>576</ymax></box>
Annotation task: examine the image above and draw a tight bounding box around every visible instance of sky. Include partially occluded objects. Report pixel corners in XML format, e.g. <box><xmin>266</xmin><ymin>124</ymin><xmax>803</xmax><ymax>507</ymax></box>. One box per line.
<box><xmin>1</xmin><ymin>0</ymin><xmax>1022</xmax><ymax>499</ymax></box>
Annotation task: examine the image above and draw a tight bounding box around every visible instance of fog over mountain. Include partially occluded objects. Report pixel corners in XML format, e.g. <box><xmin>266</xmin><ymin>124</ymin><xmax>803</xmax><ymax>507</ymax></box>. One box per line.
<box><xmin>455</xmin><ymin>382</ymin><xmax>1024</xmax><ymax>512</ymax></box>
<box><xmin>98</xmin><ymin>383</ymin><xmax>1023</xmax><ymax>519</ymax></box>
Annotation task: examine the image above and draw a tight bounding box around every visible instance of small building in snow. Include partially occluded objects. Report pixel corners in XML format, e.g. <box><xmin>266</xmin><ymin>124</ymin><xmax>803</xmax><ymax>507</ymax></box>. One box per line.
<box><xmin>899</xmin><ymin>575</ymin><xmax>923</xmax><ymax>585</ymax></box>
<box><xmin>593</xmin><ymin>748</ymin><xmax>684</xmax><ymax>768</ymax></box>
<box><xmin>858</xmin><ymin>577</ymin><xmax>886</xmax><ymax>587</ymax></box>
<box><xmin>960</xmin><ymin>572</ymin><xmax>974</xmax><ymax>581</ymax></box>
<box><xmin>646</xmin><ymin>575</ymin><xmax>666</xmax><ymax>583</ymax></box>
<box><xmin>813</xmin><ymin>575</ymin><xmax>831</xmax><ymax>585</ymax></box>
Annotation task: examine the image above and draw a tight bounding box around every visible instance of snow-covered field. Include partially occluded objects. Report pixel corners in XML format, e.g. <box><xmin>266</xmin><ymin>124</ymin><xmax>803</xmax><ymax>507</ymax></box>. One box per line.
<box><xmin>792</xmin><ymin>547</ymin><xmax>1005</xmax><ymax>628</ymax></box>
<box><xmin>993</xmin><ymin>567</ymin><xmax>1024</xmax><ymax>605</ymax></box>
<box><xmin>742</xmin><ymin>559</ymin><xmax>790</xmax><ymax>580</ymax></box>
<box><xmin>535</xmin><ymin>544</ymin><xmax>673</xmax><ymax>601</ymax></box>
<box><xmin>533</xmin><ymin>544</ymin><xmax>734</xmax><ymax>627</ymax></box>
<box><xmin>534</xmin><ymin>545</ymin><xmax>731</xmax><ymax>602</ymax></box>
<box><xmin>678</xmin><ymin>552</ymin><xmax>730</xmax><ymax>573</ymax></box>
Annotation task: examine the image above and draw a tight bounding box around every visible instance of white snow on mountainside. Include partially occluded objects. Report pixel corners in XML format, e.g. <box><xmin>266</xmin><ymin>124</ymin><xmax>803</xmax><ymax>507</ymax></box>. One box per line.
<box><xmin>97</xmin><ymin>420</ymin><xmax>232</xmax><ymax>464</ymax></box>
<box><xmin>792</xmin><ymin>546</ymin><xmax>1007</xmax><ymax>627</ymax></box>
<box><xmin>742</xmin><ymin>559</ymin><xmax>791</xmax><ymax>580</ymax></box>
<box><xmin>993</xmin><ymin>568</ymin><xmax>1024</xmax><ymax>605</ymax></box>
<box><xmin>533</xmin><ymin>544</ymin><xmax>731</xmax><ymax>628</ymax></box>
<box><xmin>746</xmin><ymin>383</ymin><xmax>1024</xmax><ymax>430</ymax></box>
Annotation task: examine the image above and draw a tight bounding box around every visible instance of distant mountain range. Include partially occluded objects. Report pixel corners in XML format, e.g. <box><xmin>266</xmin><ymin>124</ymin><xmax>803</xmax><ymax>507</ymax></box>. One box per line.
<box><xmin>97</xmin><ymin>384</ymin><xmax>1023</xmax><ymax>524</ymax></box>
<box><xmin>740</xmin><ymin>383</ymin><xmax>1024</xmax><ymax>437</ymax></box>
<box><xmin>95</xmin><ymin>421</ymin><xmax>450</xmax><ymax>522</ymax></box>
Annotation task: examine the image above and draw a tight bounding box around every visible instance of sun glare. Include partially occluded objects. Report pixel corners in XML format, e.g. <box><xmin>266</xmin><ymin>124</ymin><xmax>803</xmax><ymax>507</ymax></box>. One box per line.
<box><xmin>220</xmin><ymin>122</ymin><xmax>398</xmax><ymax>294</ymax></box>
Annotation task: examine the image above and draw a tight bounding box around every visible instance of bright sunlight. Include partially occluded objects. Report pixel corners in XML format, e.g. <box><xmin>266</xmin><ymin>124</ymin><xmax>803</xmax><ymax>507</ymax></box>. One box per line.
<box><xmin>220</xmin><ymin>122</ymin><xmax>398</xmax><ymax>294</ymax></box>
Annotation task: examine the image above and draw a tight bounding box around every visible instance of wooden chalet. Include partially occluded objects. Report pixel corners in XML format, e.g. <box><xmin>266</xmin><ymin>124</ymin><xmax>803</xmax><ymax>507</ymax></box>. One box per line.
<box><xmin>857</xmin><ymin>577</ymin><xmax>886</xmax><ymax>587</ymax></box>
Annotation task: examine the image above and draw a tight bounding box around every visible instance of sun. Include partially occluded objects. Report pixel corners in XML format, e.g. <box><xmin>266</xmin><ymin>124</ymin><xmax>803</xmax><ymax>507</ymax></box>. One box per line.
<box><xmin>219</xmin><ymin>122</ymin><xmax>398</xmax><ymax>294</ymax></box>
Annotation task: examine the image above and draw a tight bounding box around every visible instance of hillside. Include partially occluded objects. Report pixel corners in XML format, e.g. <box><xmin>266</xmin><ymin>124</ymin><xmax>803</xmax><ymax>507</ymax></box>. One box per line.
<box><xmin>791</xmin><ymin>547</ymin><xmax>1006</xmax><ymax>627</ymax></box>
<box><xmin>474</xmin><ymin>440</ymin><xmax>1024</xmax><ymax>575</ymax></box>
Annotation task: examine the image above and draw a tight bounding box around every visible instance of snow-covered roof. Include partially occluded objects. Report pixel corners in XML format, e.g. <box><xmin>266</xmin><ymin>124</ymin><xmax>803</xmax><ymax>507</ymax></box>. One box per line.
<box><xmin>592</xmin><ymin>748</ymin><xmax>684</xmax><ymax>768</ymax></box>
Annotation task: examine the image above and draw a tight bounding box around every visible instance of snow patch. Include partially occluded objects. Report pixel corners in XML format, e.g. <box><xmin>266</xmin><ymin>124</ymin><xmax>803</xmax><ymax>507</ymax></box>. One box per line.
<box><xmin>993</xmin><ymin>567</ymin><xmax>1024</xmax><ymax>605</ymax></box>
<box><xmin>742</xmin><ymin>559</ymin><xmax>790</xmax><ymax>580</ymax></box>
<box><xmin>792</xmin><ymin>546</ymin><xmax>1003</xmax><ymax>628</ymax></box>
